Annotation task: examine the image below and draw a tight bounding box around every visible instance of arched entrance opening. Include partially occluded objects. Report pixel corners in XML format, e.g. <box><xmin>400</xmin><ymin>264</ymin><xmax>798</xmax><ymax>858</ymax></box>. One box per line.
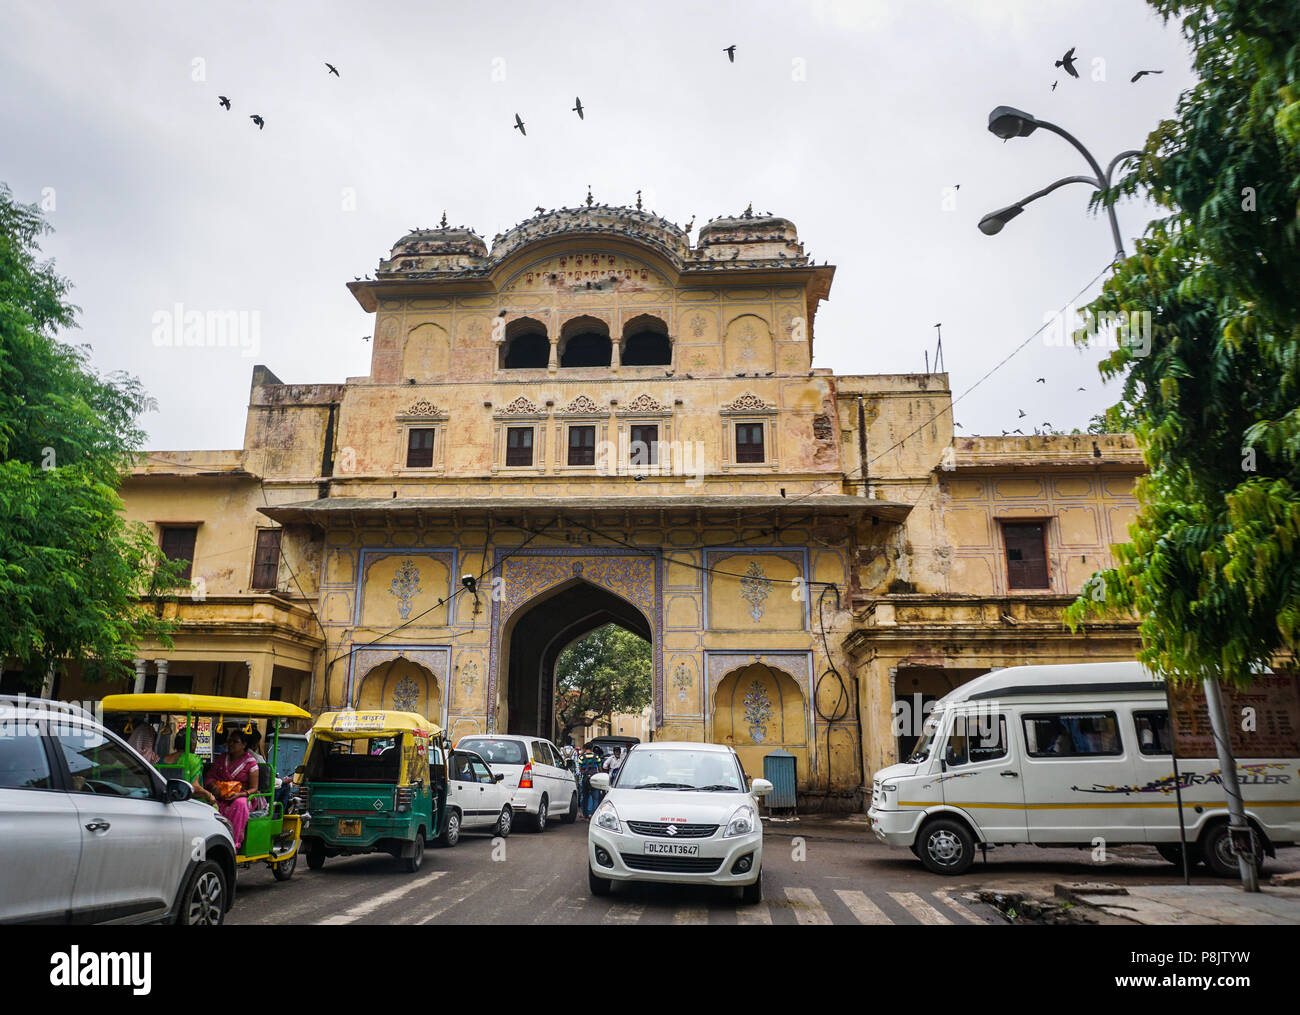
<box><xmin>497</xmin><ymin>577</ymin><xmax>652</xmax><ymax>740</ymax></box>
<box><xmin>356</xmin><ymin>657</ymin><xmax>443</xmax><ymax>725</ymax></box>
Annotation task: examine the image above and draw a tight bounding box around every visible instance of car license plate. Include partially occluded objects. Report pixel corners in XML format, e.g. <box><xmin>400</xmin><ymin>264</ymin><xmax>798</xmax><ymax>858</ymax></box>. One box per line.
<box><xmin>643</xmin><ymin>841</ymin><xmax>699</xmax><ymax>856</ymax></box>
<box><xmin>338</xmin><ymin>819</ymin><xmax>363</xmax><ymax>836</ymax></box>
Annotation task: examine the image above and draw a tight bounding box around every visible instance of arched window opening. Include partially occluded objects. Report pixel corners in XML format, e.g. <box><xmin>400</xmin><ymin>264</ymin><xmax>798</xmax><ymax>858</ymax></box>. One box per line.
<box><xmin>621</xmin><ymin>316</ymin><xmax>672</xmax><ymax>366</ymax></box>
<box><xmin>559</xmin><ymin>317</ymin><xmax>612</xmax><ymax>368</ymax></box>
<box><xmin>501</xmin><ymin>318</ymin><xmax>549</xmax><ymax>369</ymax></box>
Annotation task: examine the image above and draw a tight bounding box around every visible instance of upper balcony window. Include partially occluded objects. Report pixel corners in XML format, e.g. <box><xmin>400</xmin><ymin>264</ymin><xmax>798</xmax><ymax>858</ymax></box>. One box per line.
<box><xmin>559</xmin><ymin>316</ymin><xmax>611</xmax><ymax>368</ymax></box>
<box><xmin>501</xmin><ymin>318</ymin><xmax>549</xmax><ymax>369</ymax></box>
<box><xmin>621</xmin><ymin>315</ymin><xmax>672</xmax><ymax>366</ymax></box>
<box><xmin>160</xmin><ymin>525</ymin><xmax>198</xmax><ymax>582</ymax></box>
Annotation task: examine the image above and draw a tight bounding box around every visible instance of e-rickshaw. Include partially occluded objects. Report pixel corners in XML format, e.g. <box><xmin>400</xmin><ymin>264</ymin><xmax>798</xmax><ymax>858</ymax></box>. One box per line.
<box><xmin>101</xmin><ymin>693</ymin><xmax>312</xmax><ymax>882</ymax></box>
<box><xmin>298</xmin><ymin>710</ymin><xmax>449</xmax><ymax>873</ymax></box>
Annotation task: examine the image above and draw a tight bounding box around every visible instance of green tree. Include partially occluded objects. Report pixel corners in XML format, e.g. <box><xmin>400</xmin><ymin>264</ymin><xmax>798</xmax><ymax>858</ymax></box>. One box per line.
<box><xmin>554</xmin><ymin>624</ymin><xmax>652</xmax><ymax>739</ymax></box>
<box><xmin>0</xmin><ymin>183</ymin><xmax>182</xmax><ymax>690</ymax></box>
<box><xmin>1066</xmin><ymin>0</ymin><xmax>1300</xmax><ymax>887</ymax></box>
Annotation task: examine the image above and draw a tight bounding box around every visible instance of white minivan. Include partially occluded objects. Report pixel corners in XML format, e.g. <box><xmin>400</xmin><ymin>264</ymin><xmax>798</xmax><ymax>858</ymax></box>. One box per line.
<box><xmin>868</xmin><ymin>662</ymin><xmax>1300</xmax><ymax>877</ymax></box>
<box><xmin>455</xmin><ymin>735</ymin><xmax>579</xmax><ymax>831</ymax></box>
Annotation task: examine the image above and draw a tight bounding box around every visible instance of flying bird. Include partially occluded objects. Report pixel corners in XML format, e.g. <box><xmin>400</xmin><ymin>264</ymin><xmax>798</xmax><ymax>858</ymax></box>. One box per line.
<box><xmin>1018</xmin><ymin>409</ymin><xmax>1027</xmax><ymax>418</ymax></box>
<box><xmin>250</xmin><ymin>114</ymin><xmax>264</xmax><ymax>129</ymax></box>
<box><xmin>1055</xmin><ymin>46</ymin><xmax>1079</xmax><ymax>78</ymax></box>
<box><xmin>218</xmin><ymin>95</ymin><xmax>231</xmax><ymax>110</ymax></box>
<box><xmin>326</xmin><ymin>62</ymin><xmax>340</xmax><ymax>76</ymax></box>
<box><xmin>723</xmin><ymin>45</ymin><xmax>736</xmax><ymax>63</ymax></box>
<box><xmin>1013</xmin><ymin>428</ymin><xmax>1024</xmax><ymax>435</ymax></box>
<box><xmin>1036</xmin><ymin>377</ymin><xmax>1046</xmax><ymax>384</ymax></box>
<box><xmin>1077</xmin><ymin>386</ymin><xmax>1087</xmax><ymax>391</ymax></box>
<box><xmin>1051</xmin><ymin>80</ymin><xmax>1058</xmax><ymax>91</ymax></box>
<box><xmin>572</xmin><ymin>96</ymin><xmax>584</xmax><ymax>119</ymax></box>
<box><xmin>1130</xmin><ymin>69</ymin><xmax>1164</xmax><ymax>82</ymax></box>
<box><xmin>513</xmin><ymin>113</ymin><xmax>526</xmax><ymax>136</ymax></box>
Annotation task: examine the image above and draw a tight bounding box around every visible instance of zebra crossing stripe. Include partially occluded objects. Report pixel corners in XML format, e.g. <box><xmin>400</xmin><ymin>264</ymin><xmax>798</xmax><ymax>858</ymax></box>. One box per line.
<box><xmin>673</xmin><ymin>907</ymin><xmax>708</xmax><ymax>925</ymax></box>
<box><xmin>888</xmin><ymin>891</ymin><xmax>953</xmax><ymax>925</ymax></box>
<box><xmin>602</xmin><ymin>903</ymin><xmax>644</xmax><ymax>924</ymax></box>
<box><xmin>934</xmin><ymin>889</ymin><xmax>985</xmax><ymax>924</ymax></box>
<box><xmin>736</xmin><ymin>905</ymin><xmax>772</xmax><ymax>924</ymax></box>
<box><xmin>834</xmin><ymin>889</ymin><xmax>891</xmax><ymax>924</ymax></box>
<box><xmin>318</xmin><ymin>871</ymin><xmax>447</xmax><ymax>925</ymax></box>
<box><xmin>784</xmin><ymin>886</ymin><xmax>832</xmax><ymax>925</ymax></box>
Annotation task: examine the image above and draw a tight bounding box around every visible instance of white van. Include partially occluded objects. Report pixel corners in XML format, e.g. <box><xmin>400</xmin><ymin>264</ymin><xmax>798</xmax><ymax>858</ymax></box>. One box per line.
<box><xmin>868</xmin><ymin>662</ymin><xmax>1300</xmax><ymax>876</ymax></box>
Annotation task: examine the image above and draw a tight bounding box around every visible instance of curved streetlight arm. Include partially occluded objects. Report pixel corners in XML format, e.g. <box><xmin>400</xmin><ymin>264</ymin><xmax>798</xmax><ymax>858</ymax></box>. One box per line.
<box><xmin>1105</xmin><ymin>149</ymin><xmax>1143</xmax><ymax>188</ymax></box>
<box><xmin>1033</xmin><ymin>119</ymin><xmax>1109</xmax><ymax>188</ymax></box>
<box><xmin>1012</xmin><ymin>174</ymin><xmax>1100</xmax><ymax>208</ymax></box>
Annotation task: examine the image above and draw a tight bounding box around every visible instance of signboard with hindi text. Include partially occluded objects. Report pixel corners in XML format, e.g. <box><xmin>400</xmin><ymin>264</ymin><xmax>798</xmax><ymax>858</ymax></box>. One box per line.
<box><xmin>1169</xmin><ymin>672</ymin><xmax>1300</xmax><ymax>759</ymax></box>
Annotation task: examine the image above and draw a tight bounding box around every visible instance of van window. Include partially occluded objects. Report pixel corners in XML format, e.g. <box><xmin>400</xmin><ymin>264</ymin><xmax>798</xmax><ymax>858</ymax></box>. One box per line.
<box><xmin>945</xmin><ymin>713</ymin><xmax>1008</xmax><ymax>766</ymax></box>
<box><xmin>458</xmin><ymin>738</ymin><xmax>528</xmax><ymax>767</ymax></box>
<box><xmin>1133</xmin><ymin>710</ymin><xmax>1172</xmax><ymax>755</ymax></box>
<box><xmin>1023</xmin><ymin>712</ymin><xmax>1123</xmax><ymax>758</ymax></box>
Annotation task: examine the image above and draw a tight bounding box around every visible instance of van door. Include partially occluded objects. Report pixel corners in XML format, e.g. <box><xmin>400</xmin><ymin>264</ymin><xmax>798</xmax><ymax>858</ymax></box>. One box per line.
<box><xmin>939</xmin><ymin>710</ymin><xmax>1027</xmax><ymax>843</ymax></box>
<box><xmin>1019</xmin><ymin>708</ymin><xmax>1136</xmax><ymax>844</ymax></box>
<box><xmin>1130</xmin><ymin>706</ymin><xmax>1181</xmax><ymax>843</ymax></box>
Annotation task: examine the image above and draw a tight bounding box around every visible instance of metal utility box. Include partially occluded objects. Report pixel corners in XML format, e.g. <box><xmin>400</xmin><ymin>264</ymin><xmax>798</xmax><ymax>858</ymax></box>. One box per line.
<box><xmin>762</xmin><ymin>749</ymin><xmax>798</xmax><ymax>812</ymax></box>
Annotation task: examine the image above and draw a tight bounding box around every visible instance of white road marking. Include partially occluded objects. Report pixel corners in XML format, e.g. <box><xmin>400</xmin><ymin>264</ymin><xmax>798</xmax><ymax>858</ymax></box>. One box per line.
<box><xmin>736</xmin><ymin>905</ymin><xmax>772</xmax><ymax>925</ymax></box>
<box><xmin>889</xmin><ymin>891</ymin><xmax>953</xmax><ymax>925</ymax></box>
<box><xmin>834</xmin><ymin>889</ymin><xmax>892</xmax><ymax>925</ymax></box>
<box><xmin>414</xmin><ymin>871</ymin><xmax>500</xmax><ymax>925</ymax></box>
<box><xmin>602</xmin><ymin>903</ymin><xmax>645</xmax><ymax>924</ymax></box>
<box><xmin>934</xmin><ymin>889</ymin><xmax>985</xmax><ymax>924</ymax></box>
<box><xmin>784</xmin><ymin>886</ymin><xmax>832</xmax><ymax>925</ymax></box>
<box><xmin>673</xmin><ymin>907</ymin><xmax>708</xmax><ymax>925</ymax></box>
<box><xmin>318</xmin><ymin>871</ymin><xmax>447</xmax><ymax>925</ymax></box>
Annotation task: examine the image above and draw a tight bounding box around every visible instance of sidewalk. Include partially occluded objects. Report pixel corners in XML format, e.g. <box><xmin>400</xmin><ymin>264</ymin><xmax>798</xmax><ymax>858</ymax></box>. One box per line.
<box><xmin>1055</xmin><ymin>880</ymin><xmax>1300</xmax><ymax>925</ymax></box>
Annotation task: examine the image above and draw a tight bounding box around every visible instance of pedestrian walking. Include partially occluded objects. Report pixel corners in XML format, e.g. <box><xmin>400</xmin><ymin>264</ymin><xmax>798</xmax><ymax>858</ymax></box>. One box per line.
<box><xmin>578</xmin><ymin>742</ymin><xmax>602</xmax><ymax>819</ymax></box>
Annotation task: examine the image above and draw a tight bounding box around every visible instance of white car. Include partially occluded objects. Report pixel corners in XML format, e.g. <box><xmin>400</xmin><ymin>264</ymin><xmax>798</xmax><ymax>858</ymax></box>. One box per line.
<box><xmin>587</xmin><ymin>741</ymin><xmax>773</xmax><ymax>904</ymax></box>
<box><xmin>456</xmin><ymin>734</ymin><xmax>579</xmax><ymax>831</ymax></box>
<box><xmin>440</xmin><ymin>748</ymin><xmax>514</xmax><ymax>845</ymax></box>
<box><xmin>0</xmin><ymin>696</ymin><xmax>237</xmax><ymax>925</ymax></box>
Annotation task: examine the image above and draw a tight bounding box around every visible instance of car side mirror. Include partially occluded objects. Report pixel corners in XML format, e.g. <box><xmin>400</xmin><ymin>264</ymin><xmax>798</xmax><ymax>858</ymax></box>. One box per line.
<box><xmin>590</xmin><ymin>772</ymin><xmax>611</xmax><ymax>791</ymax></box>
<box><xmin>165</xmin><ymin>778</ymin><xmax>193</xmax><ymax>803</ymax></box>
<box><xmin>494</xmin><ymin>773</ymin><xmax>505</xmax><ymax>782</ymax></box>
<box><xmin>751</xmin><ymin>778</ymin><xmax>773</xmax><ymax>798</ymax></box>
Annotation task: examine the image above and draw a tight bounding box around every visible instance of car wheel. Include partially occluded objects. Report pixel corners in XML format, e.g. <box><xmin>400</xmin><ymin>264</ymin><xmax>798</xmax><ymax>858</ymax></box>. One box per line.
<box><xmin>588</xmin><ymin>865</ymin><xmax>612</xmax><ymax>896</ymax></box>
<box><xmin>739</xmin><ymin>867</ymin><xmax>763</xmax><ymax>906</ymax></box>
<box><xmin>402</xmin><ymin>831</ymin><xmax>425</xmax><ymax>873</ymax></box>
<box><xmin>1155</xmin><ymin>842</ymin><xmax>1201</xmax><ymax>868</ymax></box>
<box><xmin>305</xmin><ymin>840</ymin><xmax>325</xmax><ymax>870</ymax></box>
<box><xmin>439</xmin><ymin>809</ymin><xmax>461</xmax><ymax>848</ymax></box>
<box><xmin>917</xmin><ymin>818</ymin><xmax>976</xmax><ymax>876</ymax></box>
<box><xmin>177</xmin><ymin>861</ymin><xmax>227</xmax><ymax>925</ymax></box>
<box><xmin>271</xmin><ymin>851</ymin><xmax>297</xmax><ymax>881</ymax></box>
<box><xmin>495</xmin><ymin>806</ymin><xmax>513</xmax><ymax>838</ymax></box>
<box><xmin>533</xmin><ymin>796</ymin><xmax>549</xmax><ymax>833</ymax></box>
<box><xmin>1201</xmin><ymin>822</ymin><xmax>1264</xmax><ymax>879</ymax></box>
<box><xmin>562</xmin><ymin>792</ymin><xmax>578</xmax><ymax>824</ymax></box>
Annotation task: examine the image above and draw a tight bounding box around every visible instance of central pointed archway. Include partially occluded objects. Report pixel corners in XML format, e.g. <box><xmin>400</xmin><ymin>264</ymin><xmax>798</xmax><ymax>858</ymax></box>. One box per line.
<box><xmin>488</xmin><ymin>549</ymin><xmax>662</xmax><ymax>738</ymax></box>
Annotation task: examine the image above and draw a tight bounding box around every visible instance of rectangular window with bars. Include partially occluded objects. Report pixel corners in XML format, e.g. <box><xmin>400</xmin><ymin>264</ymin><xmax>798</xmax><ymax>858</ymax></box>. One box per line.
<box><xmin>406</xmin><ymin>427</ymin><xmax>435</xmax><ymax>468</ymax></box>
<box><xmin>505</xmin><ymin>426</ymin><xmax>534</xmax><ymax>467</ymax></box>
<box><xmin>1002</xmin><ymin>521</ymin><xmax>1050</xmax><ymax>589</ymax></box>
<box><xmin>629</xmin><ymin>424</ymin><xmax>659</xmax><ymax>466</ymax></box>
<box><xmin>160</xmin><ymin>526</ymin><xmax>198</xmax><ymax>582</ymax></box>
<box><xmin>568</xmin><ymin>425</ymin><xmax>596</xmax><ymax>466</ymax></box>
<box><xmin>734</xmin><ymin>422</ymin><xmax>765</xmax><ymax>464</ymax></box>
<box><xmin>251</xmin><ymin>529</ymin><xmax>282</xmax><ymax>590</ymax></box>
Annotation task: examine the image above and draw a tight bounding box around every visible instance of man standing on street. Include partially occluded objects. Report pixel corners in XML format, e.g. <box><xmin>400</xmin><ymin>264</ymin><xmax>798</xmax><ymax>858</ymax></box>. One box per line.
<box><xmin>578</xmin><ymin>743</ymin><xmax>602</xmax><ymax>819</ymax></box>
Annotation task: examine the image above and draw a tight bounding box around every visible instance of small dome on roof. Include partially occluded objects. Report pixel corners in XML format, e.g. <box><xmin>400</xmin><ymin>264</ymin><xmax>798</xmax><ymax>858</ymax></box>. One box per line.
<box><xmin>387</xmin><ymin>225</ymin><xmax>488</xmax><ymax>261</ymax></box>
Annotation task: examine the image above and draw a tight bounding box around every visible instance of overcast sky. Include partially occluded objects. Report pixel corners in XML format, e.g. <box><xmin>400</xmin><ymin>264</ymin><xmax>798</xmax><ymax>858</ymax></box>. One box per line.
<box><xmin>2</xmin><ymin>0</ymin><xmax>1194</xmax><ymax>450</ymax></box>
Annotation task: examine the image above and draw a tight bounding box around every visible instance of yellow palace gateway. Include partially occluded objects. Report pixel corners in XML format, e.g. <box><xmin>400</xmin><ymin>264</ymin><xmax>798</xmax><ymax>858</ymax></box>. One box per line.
<box><xmin>101</xmin><ymin>693</ymin><xmax>312</xmax><ymax>881</ymax></box>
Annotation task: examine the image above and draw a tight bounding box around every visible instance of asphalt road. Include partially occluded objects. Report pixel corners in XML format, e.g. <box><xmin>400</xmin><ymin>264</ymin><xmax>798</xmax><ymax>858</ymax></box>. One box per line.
<box><xmin>225</xmin><ymin>817</ymin><xmax>1299</xmax><ymax>925</ymax></box>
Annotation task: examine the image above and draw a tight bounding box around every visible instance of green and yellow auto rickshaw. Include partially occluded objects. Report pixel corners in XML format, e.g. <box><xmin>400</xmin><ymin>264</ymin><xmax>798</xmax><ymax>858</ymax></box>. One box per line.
<box><xmin>298</xmin><ymin>709</ymin><xmax>449</xmax><ymax>873</ymax></box>
<box><xmin>101</xmin><ymin>693</ymin><xmax>312</xmax><ymax>881</ymax></box>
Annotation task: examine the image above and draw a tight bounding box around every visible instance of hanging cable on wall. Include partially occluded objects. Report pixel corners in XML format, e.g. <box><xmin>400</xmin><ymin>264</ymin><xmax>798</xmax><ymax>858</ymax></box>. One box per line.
<box><xmin>815</xmin><ymin>584</ymin><xmax>861</xmax><ymax>795</ymax></box>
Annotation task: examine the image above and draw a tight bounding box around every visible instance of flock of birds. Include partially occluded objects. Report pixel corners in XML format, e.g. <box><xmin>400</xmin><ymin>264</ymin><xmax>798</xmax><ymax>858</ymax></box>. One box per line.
<box><xmin>217</xmin><ymin>61</ymin><xmax>340</xmax><ymax>128</ymax></box>
<box><xmin>1051</xmin><ymin>45</ymin><xmax>1162</xmax><ymax>89</ymax></box>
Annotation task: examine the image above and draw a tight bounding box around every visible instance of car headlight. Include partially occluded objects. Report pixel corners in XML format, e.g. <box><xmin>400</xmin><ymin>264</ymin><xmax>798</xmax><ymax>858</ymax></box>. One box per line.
<box><xmin>214</xmin><ymin>813</ymin><xmax>233</xmax><ymax>832</ymax></box>
<box><xmin>593</xmin><ymin>799</ymin><xmax>621</xmax><ymax>833</ymax></box>
<box><xmin>724</xmin><ymin>804</ymin><xmax>756</xmax><ymax>837</ymax></box>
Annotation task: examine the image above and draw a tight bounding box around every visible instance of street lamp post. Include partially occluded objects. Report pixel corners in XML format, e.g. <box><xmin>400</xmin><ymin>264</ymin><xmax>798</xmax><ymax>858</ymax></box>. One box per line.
<box><xmin>981</xmin><ymin>105</ymin><xmax>1140</xmax><ymax>260</ymax></box>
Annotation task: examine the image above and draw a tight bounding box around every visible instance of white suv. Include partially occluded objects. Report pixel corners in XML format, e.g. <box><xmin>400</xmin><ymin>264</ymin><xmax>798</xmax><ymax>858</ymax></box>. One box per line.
<box><xmin>455</xmin><ymin>735</ymin><xmax>579</xmax><ymax>831</ymax></box>
<box><xmin>0</xmin><ymin>696</ymin><xmax>237</xmax><ymax>925</ymax></box>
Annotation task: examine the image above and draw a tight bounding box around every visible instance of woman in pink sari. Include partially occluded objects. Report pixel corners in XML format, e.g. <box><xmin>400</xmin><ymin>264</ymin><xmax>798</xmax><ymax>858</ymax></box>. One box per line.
<box><xmin>206</xmin><ymin>729</ymin><xmax>260</xmax><ymax>850</ymax></box>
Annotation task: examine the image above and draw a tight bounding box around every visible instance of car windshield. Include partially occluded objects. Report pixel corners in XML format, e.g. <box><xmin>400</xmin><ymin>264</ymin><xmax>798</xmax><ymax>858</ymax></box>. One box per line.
<box><xmin>615</xmin><ymin>749</ymin><xmax>744</xmax><ymax>791</ymax></box>
<box><xmin>908</xmin><ymin>710</ymin><xmax>944</xmax><ymax>763</ymax></box>
<box><xmin>459</xmin><ymin>738</ymin><xmax>528</xmax><ymax>766</ymax></box>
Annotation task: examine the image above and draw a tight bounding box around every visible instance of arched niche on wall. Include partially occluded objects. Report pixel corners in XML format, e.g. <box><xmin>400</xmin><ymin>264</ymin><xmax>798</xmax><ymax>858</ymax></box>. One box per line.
<box><xmin>501</xmin><ymin>317</ymin><xmax>550</xmax><ymax>369</ymax></box>
<box><xmin>559</xmin><ymin>316</ymin><xmax>612</xmax><ymax>368</ymax></box>
<box><xmin>621</xmin><ymin>314</ymin><xmax>672</xmax><ymax>366</ymax></box>
<box><xmin>402</xmin><ymin>322</ymin><xmax>451</xmax><ymax>380</ymax></box>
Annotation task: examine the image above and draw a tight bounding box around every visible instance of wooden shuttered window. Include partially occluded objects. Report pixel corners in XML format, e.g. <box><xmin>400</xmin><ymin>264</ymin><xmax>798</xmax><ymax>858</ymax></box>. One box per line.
<box><xmin>160</xmin><ymin>526</ymin><xmax>197</xmax><ymax>582</ymax></box>
<box><xmin>406</xmin><ymin>427</ymin><xmax>435</xmax><ymax>468</ymax></box>
<box><xmin>251</xmin><ymin>529</ymin><xmax>282</xmax><ymax>590</ymax></box>
<box><xmin>1002</xmin><ymin>521</ymin><xmax>1049</xmax><ymax>589</ymax></box>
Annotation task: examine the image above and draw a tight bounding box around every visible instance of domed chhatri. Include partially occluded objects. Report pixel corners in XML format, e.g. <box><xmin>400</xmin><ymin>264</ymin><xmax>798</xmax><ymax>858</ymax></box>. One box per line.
<box><xmin>375</xmin><ymin>201</ymin><xmax>810</xmax><ymax>279</ymax></box>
